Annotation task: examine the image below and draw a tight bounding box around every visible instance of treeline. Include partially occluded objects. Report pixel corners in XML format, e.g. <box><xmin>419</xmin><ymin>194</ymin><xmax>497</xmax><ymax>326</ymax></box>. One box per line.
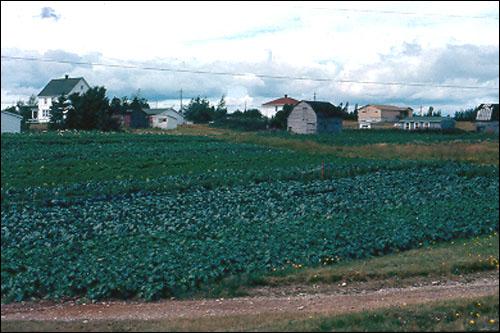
<box><xmin>184</xmin><ymin>96</ymin><xmax>358</xmax><ymax>131</ymax></box>
<box><xmin>50</xmin><ymin>87</ymin><xmax>149</xmax><ymax>131</ymax></box>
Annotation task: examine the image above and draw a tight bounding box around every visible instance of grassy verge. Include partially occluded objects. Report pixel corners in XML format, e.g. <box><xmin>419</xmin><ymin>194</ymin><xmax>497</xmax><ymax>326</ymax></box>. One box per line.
<box><xmin>2</xmin><ymin>296</ymin><xmax>498</xmax><ymax>332</ymax></box>
<box><xmin>266</xmin><ymin>295</ymin><xmax>500</xmax><ymax>332</ymax></box>
<box><xmin>171</xmin><ymin>125</ymin><xmax>499</xmax><ymax>165</ymax></box>
<box><xmin>203</xmin><ymin>233</ymin><xmax>499</xmax><ymax>297</ymax></box>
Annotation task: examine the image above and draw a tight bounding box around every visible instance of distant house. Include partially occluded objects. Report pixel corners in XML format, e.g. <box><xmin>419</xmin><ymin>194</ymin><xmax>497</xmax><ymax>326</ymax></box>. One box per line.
<box><xmin>397</xmin><ymin>116</ymin><xmax>455</xmax><ymax>131</ymax></box>
<box><xmin>1</xmin><ymin>111</ymin><xmax>23</xmax><ymax>133</ymax></box>
<box><xmin>287</xmin><ymin>101</ymin><xmax>343</xmax><ymax>134</ymax></box>
<box><xmin>130</xmin><ymin>108</ymin><xmax>184</xmax><ymax>129</ymax></box>
<box><xmin>35</xmin><ymin>75</ymin><xmax>91</xmax><ymax>123</ymax></box>
<box><xmin>475</xmin><ymin>104</ymin><xmax>499</xmax><ymax>134</ymax></box>
<box><xmin>149</xmin><ymin>108</ymin><xmax>185</xmax><ymax>130</ymax></box>
<box><xmin>262</xmin><ymin>94</ymin><xmax>299</xmax><ymax>117</ymax></box>
<box><xmin>358</xmin><ymin>105</ymin><xmax>413</xmax><ymax>129</ymax></box>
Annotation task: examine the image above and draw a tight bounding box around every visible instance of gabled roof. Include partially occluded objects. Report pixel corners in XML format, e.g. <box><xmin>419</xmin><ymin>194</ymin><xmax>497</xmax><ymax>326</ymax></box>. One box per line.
<box><xmin>300</xmin><ymin>100</ymin><xmax>344</xmax><ymax>118</ymax></box>
<box><xmin>476</xmin><ymin>104</ymin><xmax>499</xmax><ymax>122</ymax></box>
<box><xmin>144</xmin><ymin>107</ymin><xmax>182</xmax><ymax>117</ymax></box>
<box><xmin>1</xmin><ymin>110</ymin><xmax>23</xmax><ymax>119</ymax></box>
<box><xmin>262</xmin><ymin>95</ymin><xmax>299</xmax><ymax>106</ymax></box>
<box><xmin>360</xmin><ymin>104</ymin><xmax>413</xmax><ymax>112</ymax></box>
<box><xmin>38</xmin><ymin>77</ymin><xmax>88</xmax><ymax>97</ymax></box>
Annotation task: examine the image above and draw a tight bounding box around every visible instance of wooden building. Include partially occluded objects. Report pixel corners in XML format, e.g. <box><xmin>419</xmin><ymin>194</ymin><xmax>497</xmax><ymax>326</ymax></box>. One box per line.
<box><xmin>397</xmin><ymin>116</ymin><xmax>455</xmax><ymax>130</ymax></box>
<box><xmin>287</xmin><ymin>101</ymin><xmax>343</xmax><ymax>134</ymax></box>
<box><xmin>1</xmin><ymin>111</ymin><xmax>23</xmax><ymax>133</ymax></box>
<box><xmin>358</xmin><ymin>104</ymin><xmax>413</xmax><ymax>129</ymax></box>
<box><xmin>475</xmin><ymin>104</ymin><xmax>499</xmax><ymax>134</ymax></box>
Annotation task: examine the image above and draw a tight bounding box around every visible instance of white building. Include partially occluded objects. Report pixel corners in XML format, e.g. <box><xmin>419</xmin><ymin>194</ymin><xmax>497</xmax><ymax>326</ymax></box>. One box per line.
<box><xmin>146</xmin><ymin>108</ymin><xmax>185</xmax><ymax>130</ymax></box>
<box><xmin>1</xmin><ymin>111</ymin><xmax>23</xmax><ymax>133</ymax></box>
<box><xmin>261</xmin><ymin>94</ymin><xmax>299</xmax><ymax>118</ymax></box>
<box><xmin>34</xmin><ymin>75</ymin><xmax>90</xmax><ymax>123</ymax></box>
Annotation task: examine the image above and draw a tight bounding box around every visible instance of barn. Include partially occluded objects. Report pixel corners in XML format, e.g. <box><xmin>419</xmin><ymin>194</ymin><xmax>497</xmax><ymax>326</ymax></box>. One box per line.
<box><xmin>475</xmin><ymin>103</ymin><xmax>499</xmax><ymax>134</ymax></box>
<box><xmin>1</xmin><ymin>111</ymin><xmax>23</xmax><ymax>133</ymax></box>
<box><xmin>287</xmin><ymin>101</ymin><xmax>343</xmax><ymax>134</ymax></box>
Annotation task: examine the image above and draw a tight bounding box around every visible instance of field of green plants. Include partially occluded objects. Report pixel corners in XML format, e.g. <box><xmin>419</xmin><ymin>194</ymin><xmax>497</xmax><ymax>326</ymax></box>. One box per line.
<box><xmin>1</xmin><ymin>131</ymin><xmax>498</xmax><ymax>302</ymax></box>
<box><xmin>258</xmin><ymin>128</ymin><xmax>497</xmax><ymax>146</ymax></box>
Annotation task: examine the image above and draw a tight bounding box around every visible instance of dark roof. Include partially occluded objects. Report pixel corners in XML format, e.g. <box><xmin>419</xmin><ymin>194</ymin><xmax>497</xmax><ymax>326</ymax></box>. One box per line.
<box><xmin>301</xmin><ymin>100</ymin><xmax>343</xmax><ymax>118</ymax></box>
<box><xmin>1</xmin><ymin>110</ymin><xmax>23</xmax><ymax>119</ymax></box>
<box><xmin>143</xmin><ymin>107</ymin><xmax>181</xmax><ymax>116</ymax></box>
<box><xmin>38</xmin><ymin>77</ymin><xmax>87</xmax><ymax>97</ymax></box>
<box><xmin>262</xmin><ymin>95</ymin><xmax>299</xmax><ymax>106</ymax></box>
<box><xmin>476</xmin><ymin>104</ymin><xmax>499</xmax><ymax>122</ymax></box>
<box><xmin>360</xmin><ymin>104</ymin><xmax>413</xmax><ymax>112</ymax></box>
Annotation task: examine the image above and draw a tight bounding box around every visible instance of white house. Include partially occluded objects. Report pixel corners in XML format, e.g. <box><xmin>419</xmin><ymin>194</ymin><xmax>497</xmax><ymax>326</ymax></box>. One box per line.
<box><xmin>146</xmin><ymin>108</ymin><xmax>185</xmax><ymax>130</ymax></box>
<box><xmin>34</xmin><ymin>75</ymin><xmax>90</xmax><ymax>123</ymax></box>
<box><xmin>1</xmin><ymin>111</ymin><xmax>23</xmax><ymax>133</ymax></box>
<box><xmin>261</xmin><ymin>94</ymin><xmax>299</xmax><ymax>118</ymax></box>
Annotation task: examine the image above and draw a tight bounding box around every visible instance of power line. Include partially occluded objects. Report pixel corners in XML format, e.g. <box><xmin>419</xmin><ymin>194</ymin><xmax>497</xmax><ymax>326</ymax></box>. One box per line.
<box><xmin>290</xmin><ymin>5</ymin><xmax>499</xmax><ymax>20</ymax></box>
<box><xmin>1</xmin><ymin>55</ymin><xmax>499</xmax><ymax>90</ymax></box>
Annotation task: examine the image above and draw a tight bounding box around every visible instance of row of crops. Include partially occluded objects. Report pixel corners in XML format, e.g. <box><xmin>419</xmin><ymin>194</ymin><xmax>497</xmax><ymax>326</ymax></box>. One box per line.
<box><xmin>1</xmin><ymin>131</ymin><xmax>499</xmax><ymax>302</ymax></box>
<box><xmin>258</xmin><ymin>129</ymin><xmax>497</xmax><ymax>146</ymax></box>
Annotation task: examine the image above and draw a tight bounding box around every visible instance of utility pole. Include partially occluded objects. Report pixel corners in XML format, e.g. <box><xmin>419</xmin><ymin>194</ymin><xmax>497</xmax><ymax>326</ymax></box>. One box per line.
<box><xmin>313</xmin><ymin>92</ymin><xmax>316</xmax><ymax>101</ymax></box>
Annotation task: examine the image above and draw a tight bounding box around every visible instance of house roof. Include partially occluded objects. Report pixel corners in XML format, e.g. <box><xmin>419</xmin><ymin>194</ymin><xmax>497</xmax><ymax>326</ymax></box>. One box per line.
<box><xmin>360</xmin><ymin>104</ymin><xmax>413</xmax><ymax>112</ymax></box>
<box><xmin>262</xmin><ymin>95</ymin><xmax>299</xmax><ymax>106</ymax></box>
<box><xmin>301</xmin><ymin>100</ymin><xmax>344</xmax><ymax>118</ymax></box>
<box><xmin>399</xmin><ymin>116</ymin><xmax>451</xmax><ymax>123</ymax></box>
<box><xmin>38</xmin><ymin>77</ymin><xmax>87</xmax><ymax>97</ymax></box>
<box><xmin>1</xmin><ymin>110</ymin><xmax>24</xmax><ymax>119</ymax></box>
<box><xmin>476</xmin><ymin>103</ymin><xmax>499</xmax><ymax>122</ymax></box>
<box><xmin>143</xmin><ymin>108</ymin><xmax>182</xmax><ymax>116</ymax></box>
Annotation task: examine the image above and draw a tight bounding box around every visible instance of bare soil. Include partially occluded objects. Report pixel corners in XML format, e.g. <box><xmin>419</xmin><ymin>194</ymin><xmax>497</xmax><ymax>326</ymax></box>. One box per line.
<box><xmin>2</xmin><ymin>272</ymin><xmax>498</xmax><ymax>323</ymax></box>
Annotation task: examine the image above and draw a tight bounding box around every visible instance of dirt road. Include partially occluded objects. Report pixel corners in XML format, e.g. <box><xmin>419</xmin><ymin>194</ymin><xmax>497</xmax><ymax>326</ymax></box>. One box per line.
<box><xmin>2</xmin><ymin>275</ymin><xmax>498</xmax><ymax>322</ymax></box>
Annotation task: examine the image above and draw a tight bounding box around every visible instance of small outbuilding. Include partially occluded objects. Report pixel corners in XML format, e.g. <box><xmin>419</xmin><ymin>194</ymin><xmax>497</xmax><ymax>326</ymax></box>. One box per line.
<box><xmin>149</xmin><ymin>108</ymin><xmax>185</xmax><ymax>130</ymax></box>
<box><xmin>287</xmin><ymin>100</ymin><xmax>343</xmax><ymax>134</ymax></box>
<box><xmin>475</xmin><ymin>103</ymin><xmax>499</xmax><ymax>134</ymax></box>
<box><xmin>1</xmin><ymin>110</ymin><xmax>23</xmax><ymax>133</ymax></box>
<box><xmin>397</xmin><ymin>116</ymin><xmax>455</xmax><ymax>130</ymax></box>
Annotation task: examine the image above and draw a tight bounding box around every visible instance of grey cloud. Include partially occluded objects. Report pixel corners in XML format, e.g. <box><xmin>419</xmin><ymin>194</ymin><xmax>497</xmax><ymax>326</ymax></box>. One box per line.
<box><xmin>40</xmin><ymin>7</ymin><xmax>60</xmax><ymax>21</ymax></box>
<box><xmin>1</xmin><ymin>44</ymin><xmax>498</xmax><ymax>114</ymax></box>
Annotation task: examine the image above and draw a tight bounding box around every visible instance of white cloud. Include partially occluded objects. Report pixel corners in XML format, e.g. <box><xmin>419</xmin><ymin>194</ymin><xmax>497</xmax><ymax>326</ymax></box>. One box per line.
<box><xmin>1</xmin><ymin>1</ymin><xmax>498</xmax><ymax>113</ymax></box>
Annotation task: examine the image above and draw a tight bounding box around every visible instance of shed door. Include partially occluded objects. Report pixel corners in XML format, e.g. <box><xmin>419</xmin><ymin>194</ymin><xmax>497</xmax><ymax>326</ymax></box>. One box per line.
<box><xmin>306</xmin><ymin>122</ymin><xmax>315</xmax><ymax>133</ymax></box>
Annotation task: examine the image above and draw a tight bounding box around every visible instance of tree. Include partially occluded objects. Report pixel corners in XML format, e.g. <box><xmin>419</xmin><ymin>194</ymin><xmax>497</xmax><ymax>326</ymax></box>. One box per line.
<box><xmin>184</xmin><ymin>96</ymin><xmax>215</xmax><ymax>123</ymax></box>
<box><xmin>67</xmin><ymin>86</ymin><xmax>116</xmax><ymax>131</ymax></box>
<box><xmin>426</xmin><ymin>106</ymin><xmax>434</xmax><ymax>116</ymax></box>
<box><xmin>454</xmin><ymin>108</ymin><xmax>477</xmax><ymax>121</ymax></box>
<box><xmin>269</xmin><ymin>104</ymin><xmax>294</xmax><ymax>129</ymax></box>
<box><xmin>49</xmin><ymin>95</ymin><xmax>70</xmax><ymax>130</ymax></box>
<box><xmin>214</xmin><ymin>95</ymin><xmax>227</xmax><ymax>120</ymax></box>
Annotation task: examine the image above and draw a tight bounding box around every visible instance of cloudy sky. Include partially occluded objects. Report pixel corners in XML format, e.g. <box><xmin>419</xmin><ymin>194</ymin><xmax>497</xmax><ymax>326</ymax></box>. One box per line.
<box><xmin>1</xmin><ymin>1</ymin><xmax>499</xmax><ymax>115</ymax></box>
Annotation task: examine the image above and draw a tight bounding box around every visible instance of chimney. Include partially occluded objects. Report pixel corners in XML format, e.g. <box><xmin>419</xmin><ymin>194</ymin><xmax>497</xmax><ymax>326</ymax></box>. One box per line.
<box><xmin>284</xmin><ymin>94</ymin><xmax>288</xmax><ymax>98</ymax></box>
<box><xmin>65</xmin><ymin>74</ymin><xmax>69</xmax><ymax>79</ymax></box>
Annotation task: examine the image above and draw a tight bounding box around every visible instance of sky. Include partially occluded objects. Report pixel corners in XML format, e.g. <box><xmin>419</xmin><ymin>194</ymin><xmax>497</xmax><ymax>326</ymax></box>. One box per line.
<box><xmin>1</xmin><ymin>1</ymin><xmax>499</xmax><ymax>116</ymax></box>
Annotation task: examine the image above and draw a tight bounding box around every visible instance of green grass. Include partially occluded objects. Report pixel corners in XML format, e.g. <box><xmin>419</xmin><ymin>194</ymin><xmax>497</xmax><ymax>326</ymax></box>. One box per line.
<box><xmin>266</xmin><ymin>295</ymin><xmax>500</xmax><ymax>332</ymax></box>
<box><xmin>2</xmin><ymin>296</ymin><xmax>498</xmax><ymax>332</ymax></box>
<box><xmin>257</xmin><ymin>233</ymin><xmax>500</xmax><ymax>287</ymax></box>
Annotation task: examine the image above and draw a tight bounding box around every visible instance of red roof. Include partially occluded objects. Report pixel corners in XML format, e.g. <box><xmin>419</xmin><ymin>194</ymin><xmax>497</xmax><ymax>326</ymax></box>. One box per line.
<box><xmin>262</xmin><ymin>95</ymin><xmax>299</xmax><ymax>106</ymax></box>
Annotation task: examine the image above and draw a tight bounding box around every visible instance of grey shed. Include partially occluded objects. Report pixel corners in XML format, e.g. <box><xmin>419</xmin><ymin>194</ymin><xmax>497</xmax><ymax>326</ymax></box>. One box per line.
<box><xmin>287</xmin><ymin>101</ymin><xmax>343</xmax><ymax>134</ymax></box>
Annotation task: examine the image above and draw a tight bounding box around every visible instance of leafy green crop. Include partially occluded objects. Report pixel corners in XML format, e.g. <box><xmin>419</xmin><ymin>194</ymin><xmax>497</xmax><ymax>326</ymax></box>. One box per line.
<box><xmin>1</xmin><ymin>131</ymin><xmax>498</xmax><ymax>302</ymax></box>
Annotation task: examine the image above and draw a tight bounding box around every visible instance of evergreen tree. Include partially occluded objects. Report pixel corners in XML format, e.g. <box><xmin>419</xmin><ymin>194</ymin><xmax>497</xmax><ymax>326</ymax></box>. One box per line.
<box><xmin>49</xmin><ymin>95</ymin><xmax>70</xmax><ymax>130</ymax></box>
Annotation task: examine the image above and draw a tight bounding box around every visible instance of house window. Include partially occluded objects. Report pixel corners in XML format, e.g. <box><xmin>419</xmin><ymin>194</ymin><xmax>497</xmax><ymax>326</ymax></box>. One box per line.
<box><xmin>415</xmin><ymin>122</ymin><xmax>419</xmax><ymax>129</ymax></box>
<box><xmin>405</xmin><ymin>122</ymin><xmax>410</xmax><ymax>130</ymax></box>
<box><xmin>81</xmin><ymin>85</ymin><xmax>84</xmax><ymax>90</ymax></box>
<box><xmin>44</xmin><ymin>98</ymin><xmax>47</xmax><ymax>104</ymax></box>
